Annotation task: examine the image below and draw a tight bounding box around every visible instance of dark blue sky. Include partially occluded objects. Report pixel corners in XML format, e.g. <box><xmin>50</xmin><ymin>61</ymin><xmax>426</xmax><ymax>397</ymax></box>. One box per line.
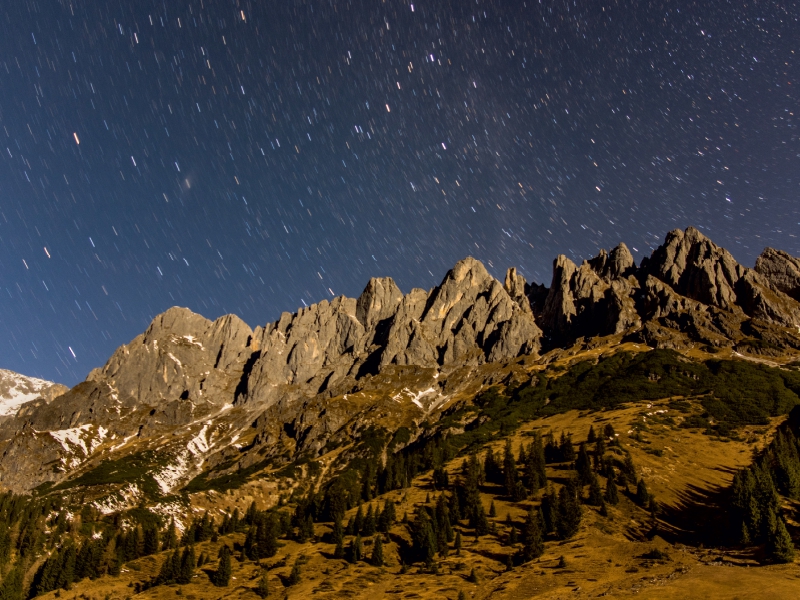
<box><xmin>1</xmin><ymin>0</ymin><xmax>798</xmax><ymax>385</ymax></box>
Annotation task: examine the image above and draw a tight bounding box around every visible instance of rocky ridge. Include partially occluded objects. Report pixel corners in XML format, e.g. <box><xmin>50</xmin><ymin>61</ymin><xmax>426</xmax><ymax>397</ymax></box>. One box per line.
<box><xmin>1</xmin><ymin>226</ymin><xmax>799</xmax><ymax>501</ymax></box>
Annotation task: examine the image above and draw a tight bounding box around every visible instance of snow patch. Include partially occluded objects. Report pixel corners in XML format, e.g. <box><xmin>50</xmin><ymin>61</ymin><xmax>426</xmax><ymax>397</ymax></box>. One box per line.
<box><xmin>181</xmin><ymin>335</ymin><xmax>205</xmax><ymax>349</ymax></box>
<box><xmin>0</xmin><ymin>369</ymin><xmax>56</xmax><ymax>416</ymax></box>
<box><xmin>50</xmin><ymin>424</ymin><xmax>107</xmax><ymax>456</ymax></box>
<box><xmin>167</xmin><ymin>353</ymin><xmax>182</xmax><ymax>367</ymax></box>
<box><xmin>152</xmin><ymin>424</ymin><xmax>212</xmax><ymax>494</ymax></box>
<box><xmin>93</xmin><ymin>484</ymin><xmax>142</xmax><ymax>514</ymax></box>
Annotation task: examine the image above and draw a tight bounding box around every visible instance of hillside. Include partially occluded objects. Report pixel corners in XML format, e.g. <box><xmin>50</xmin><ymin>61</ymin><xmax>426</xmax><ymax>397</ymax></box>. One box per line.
<box><xmin>0</xmin><ymin>226</ymin><xmax>800</xmax><ymax>598</ymax></box>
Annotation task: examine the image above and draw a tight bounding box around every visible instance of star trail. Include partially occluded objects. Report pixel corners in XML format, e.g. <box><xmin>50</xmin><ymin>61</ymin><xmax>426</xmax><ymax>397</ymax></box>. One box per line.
<box><xmin>0</xmin><ymin>0</ymin><xmax>798</xmax><ymax>384</ymax></box>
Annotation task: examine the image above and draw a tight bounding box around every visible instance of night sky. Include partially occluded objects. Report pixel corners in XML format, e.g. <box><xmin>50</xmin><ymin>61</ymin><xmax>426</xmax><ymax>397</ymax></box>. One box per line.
<box><xmin>1</xmin><ymin>1</ymin><xmax>798</xmax><ymax>385</ymax></box>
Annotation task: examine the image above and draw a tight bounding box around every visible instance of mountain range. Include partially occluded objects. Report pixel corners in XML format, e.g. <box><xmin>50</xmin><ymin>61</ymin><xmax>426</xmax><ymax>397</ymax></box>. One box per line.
<box><xmin>2</xmin><ymin>226</ymin><xmax>800</xmax><ymax>599</ymax></box>
<box><xmin>1</xmin><ymin>226</ymin><xmax>798</xmax><ymax>499</ymax></box>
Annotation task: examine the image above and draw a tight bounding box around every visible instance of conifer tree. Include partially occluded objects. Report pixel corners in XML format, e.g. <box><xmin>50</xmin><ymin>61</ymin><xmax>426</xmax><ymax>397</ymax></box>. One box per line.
<box><xmin>454</xmin><ymin>531</ymin><xmax>462</xmax><ymax>556</ymax></box>
<box><xmin>587</xmin><ymin>426</ymin><xmax>596</xmax><ymax>443</ymax></box>
<box><xmin>484</xmin><ymin>446</ymin><xmax>502</xmax><ymax>485</ymax></box>
<box><xmin>163</xmin><ymin>519</ymin><xmax>178</xmax><ymax>551</ymax></box>
<box><xmin>473</xmin><ymin>503</ymin><xmax>490</xmax><ymax>538</ymax></box>
<box><xmin>604</xmin><ymin>477</ymin><xmax>619</xmax><ymax>505</ymax></box>
<box><xmin>255</xmin><ymin>568</ymin><xmax>270</xmax><ymax>598</ymax></box>
<box><xmin>287</xmin><ymin>559</ymin><xmax>302</xmax><ymax>585</ymax></box>
<box><xmin>560</xmin><ymin>433</ymin><xmax>575</xmax><ymax>462</ymax></box>
<box><xmin>519</xmin><ymin>507</ymin><xmax>544</xmax><ymax>563</ymax></box>
<box><xmin>349</xmin><ymin>534</ymin><xmax>364</xmax><ymax>563</ymax></box>
<box><xmin>177</xmin><ymin>545</ymin><xmax>196</xmax><ymax>584</ymax></box>
<box><xmin>503</xmin><ymin>439</ymin><xmax>518</xmax><ymax>497</ymax></box>
<box><xmin>334</xmin><ymin>537</ymin><xmax>345</xmax><ymax>559</ymax></box>
<box><xmin>636</xmin><ymin>479</ymin><xmax>651</xmax><ymax>507</ymax></box>
<box><xmin>370</xmin><ymin>535</ymin><xmax>384</xmax><ymax>566</ymax></box>
<box><xmin>213</xmin><ymin>546</ymin><xmax>232</xmax><ymax>587</ymax></box>
<box><xmin>595</xmin><ymin>436</ymin><xmax>606</xmax><ymax>460</ymax></box>
<box><xmin>332</xmin><ymin>513</ymin><xmax>344</xmax><ymax>546</ymax></box>
<box><xmin>411</xmin><ymin>512</ymin><xmax>437</xmax><ymax>565</ymax></box>
<box><xmin>541</xmin><ymin>486</ymin><xmax>558</xmax><ymax>534</ymax></box>
<box><xmin>556</xmin><ymin>479</ymin><xmax>582</xmax><ymax>540</ymax></box>
<box><xmin>588</xmin><ymin>474</ymin><xmax>603</xmax><ymax>506</ymax></box>
<box><xmin>363</xmin><ymin>505</ymin><xmax>377</xmax><ymax>536</ymax></box>
<box><xmin>769</xmin><ymin>517</ymin><xmax>796</xmax><ymax>563</ymax></box>
<box><xmin>575</xmin><ymin>443</ymin><xmax>593</xmax><ymax>486</ymax></box>
<box><xmin>489</xmin><ymin>501</ymin><xmax>497</xmax><ymax>518</ymax></box>
<box><xmin>0</xmin><ymin>564</ymin><xmax>24</xmax><ymax>600</ymax></box>
<box><xmin>353</xmin><ymin>505</ymin><xmax>365</xmax><ymax>536</ymax></box>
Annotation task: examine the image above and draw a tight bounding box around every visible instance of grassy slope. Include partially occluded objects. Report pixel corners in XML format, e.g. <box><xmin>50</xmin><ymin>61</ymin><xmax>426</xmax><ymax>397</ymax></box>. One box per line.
<box><xmin>34</xmin><ymin>393</ymin><xmax>798</xmax><ymax>600</ymax></box>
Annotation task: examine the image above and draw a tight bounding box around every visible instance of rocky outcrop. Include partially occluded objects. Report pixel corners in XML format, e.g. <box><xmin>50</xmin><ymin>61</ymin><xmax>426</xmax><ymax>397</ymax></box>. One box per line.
<box><xmin>538</xmin><ymin>245</ymin><xmax>640</xmax><ymax>343</ymax></box>
<box><xmin>642</xmin><ymin>227</ymin><xmax>744</xmax><ymax>311</ymax></box>
<box><xmin>755</xmin><ymin>248</ymin><xmax>800</xmax><ymax>302</ymax></box>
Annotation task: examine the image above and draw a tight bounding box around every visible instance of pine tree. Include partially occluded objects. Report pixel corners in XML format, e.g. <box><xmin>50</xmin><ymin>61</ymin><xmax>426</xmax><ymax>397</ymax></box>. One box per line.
<box><xmin>541</xmin><ymin>486</ymin><xmax>558</xmax><ymax>533</ymax></box>
<box><xmin>213</xmin><ymin>545</ymin><xmax>232</xmax><ymax>587</ymax></box>
<box><xmin>489</xmin><ymin>501</ymin><xmax>497</xmax><ymax>518</ymax></box>
<box><xmin>334</xmin><ymin>537</ymin><xmax>345</xmax><ymax>559</ymax></box>
<box><xmin>287</xmin><ymin>559</ymin><xmax>302</xmax><ymax>585</ymax></box>
<box><xmin>349</xmin><ymin>535</ymin><xmax>363</xmax><ymax>563</ymax></box>
<box><xmin>556</xmin><ymin>479</ymin><xmax>582</xmax><ymax>540</ymax></box>
<box><xmin>370</xmin><ymin>535</ymin><xmax>384</xmax><ymax>566</ymax></box>
<box><xmin>588</xmin><ymin>474</ymin><xmax>603</xmax><ymax>506</ymax></box>
<box><xmin>503</xmin><ymin>439</ymin><xmax>518</xmax><ymax>497</ymax></box>
<box><xmin>473</xmin><ymin>503</ymin><xmax>490</xmax><ymax>538</ymax></box>
<box><xmin>411</xmin><ymin>511</ymin><xmax>437</xmax><ymax>565</ymax></box>
<box><xmin>483</xmin><ymin>446</ymin><xmax>503</xmax><ymax>485</ymax></box>
<box><xmin>519</xmin><ymin>508</ymin><xmax>544</xmax><ymax>563</ymax></box>
<box><xmin>177</xmin><ymin>545</ymin><xmax>196</xmax><ymax>584</ymax></box>
<box><xmin>332</xmin><ymin>513</ymin><xmax>344</xmax><ymax>546</ymax></box>
<box><xmin>454</xmin><ymin>531</ymin><xmax>462</xmax><ymax>556</ymax></box>
<box><xmin>575</xmin><ymin>443</ymin><xmax>593</xmax><ymax>486</ymax></box>
<box><xmin>363</xmin><ymin>505</ymin><xmax>377</xmax><ymax>536</ymax></box>
<box><xmin>605</xmin><ymin>477</ymin><xmax>619</xmax><ymax>505</ymax></box>
<box><xmin>0</xmin><ymin>564</ymin><xmax>24</xmax><ymax>600</ymax></box>
<box><xmin>467</xmin><ymin>567</ymin><xmax>478</xmax><ymax>583</ymax></box>
<box><xmin>560</xmin><ymin>432</ymin><xmax>575</xmax><ymax>462</ymax></box>
<box><xmin>587</xmin><ymin>425</ymin><xmax>596</xmax><ymax>443</ymax></box>
<box><xmin>636</xmin><ymin>479</ymin><xmax>650</xmax><ymax>507</ymax></box>
<box><xmin>163</xmin><ymin>519</ymin><xmax>178</xmax><ymax>551</ymax></box>
<box><xmin>769</xmin><ymin>517</ymin><xmax>796</xmax><ymax>563</ymax></box>
<box><xmin>255</xmin><ymin>568</ymin><xmax>270</xmax><ymax>598</ymax></box>
<box><xmin>353</xmin><ymin>505</ymin><xmax>365</xmax><ymax>536</ymax></box>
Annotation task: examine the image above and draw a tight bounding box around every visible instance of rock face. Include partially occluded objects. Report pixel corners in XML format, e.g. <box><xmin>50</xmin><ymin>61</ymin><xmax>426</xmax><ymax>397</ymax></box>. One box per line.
<box><xmin>538</xmin><ymin>244</ymin><xmax>641</xmax><ymax>343</ymax></box>
<box><xmin>2</xmin><ymin>227</ymin><xmax>800</xmax><ymax>495</ymax></box>
<box><xmin>755</xmin><ymin>248</ymin><xmax>800</xmax><ymax>301</ymax></box>
<box><xmin>241</xmin><ymin>257</ymin><xmax>541</xmax><ymax>409</ymax></box>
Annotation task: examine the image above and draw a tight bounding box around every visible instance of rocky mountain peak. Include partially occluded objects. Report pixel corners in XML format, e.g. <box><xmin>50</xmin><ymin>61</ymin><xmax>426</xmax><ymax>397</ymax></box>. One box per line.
<box><xmin>755</xmin><ymin>247</ymin><xmax>800</xmax><ymax>302</ymax></box>
<box><xmin>355</xmin><ymin>277</ymin><xmax>403</xmax><ymax>329</ymax></box>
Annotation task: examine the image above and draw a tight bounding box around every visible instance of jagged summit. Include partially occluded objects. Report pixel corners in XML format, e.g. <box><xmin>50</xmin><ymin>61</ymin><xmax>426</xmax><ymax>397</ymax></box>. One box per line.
<box><xmin>0</xmin><ymin>227</ymin><xmax>799</xmax><ymax>495</ymax></box>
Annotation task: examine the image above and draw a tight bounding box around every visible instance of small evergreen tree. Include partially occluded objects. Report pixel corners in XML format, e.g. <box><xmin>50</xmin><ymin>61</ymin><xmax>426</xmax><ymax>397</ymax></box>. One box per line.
<box><xmin>177</xmin><ymin>545</ymin><xmax>196</xmax><ymax>584</ymax></box>
<box><xmin>556</xmin><ymin>479</ymin><xmax>582</xmax><ymax>540</ymax></box>
<box><xmin>604</xmin><ymin>477</ymin><xmax>619</xmax><ymax>505</ymax></box>
<box><xmin>769</xmin><ymin>517</ymin><xmax>796</xmax><ymax>563</ymax></box>
<box><xmin>255</xmin><ymin>568</ymin><xmax>270</xmax><ymax>598</ymax></box>
<box><xmin>371</xmin><ymin>535</ymin><xmax>384</xmax><ymax>566</ymax></box>
<box><xmin>489</xmin><ymin>501</ymin><xmax>497</xmax><ymax>518</ymax></box>
<box><xmin>454</xmin><ymin>531</ymin><xmax>462</xmax><ymax>556</ymax></box>
<box><xmin>213</xmin><ymin>546</ymin><xmax>232</xmax><ymax>587</ymax></box>
<box><xmin>287</xmin><ymin>559</ymin><xmax>302</xmax><ymax>586</ymax></box>
<box><xmin>588</xmin><ymin>474</ymin><xmax>603</xmax><ymax>506</ymax></box>
<box><xmin>636</xmin><ymin>479</ymin><xmax>650</xmax><ymax>507</ymax></box>
<box><xmin>519</xmin><ymin>508</ymin><xmax>544</xmax><ymax>563</ymax></box>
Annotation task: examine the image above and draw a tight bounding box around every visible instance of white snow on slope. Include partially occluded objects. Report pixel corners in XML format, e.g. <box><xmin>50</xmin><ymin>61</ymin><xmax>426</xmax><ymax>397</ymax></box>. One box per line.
<box><xmin>0</xmin><ymin>369</ymin><xmax>57</xmax><ymax>416</ymax></box>
<box><xmin>49</xmin><ymin>424</ymin><xmax>108</xmax><ymax>455</ymax></box>
<box><xmin>152</xmin><ymin>423</ymin><xmax>212</xmax><ymax>494</ymax></box>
